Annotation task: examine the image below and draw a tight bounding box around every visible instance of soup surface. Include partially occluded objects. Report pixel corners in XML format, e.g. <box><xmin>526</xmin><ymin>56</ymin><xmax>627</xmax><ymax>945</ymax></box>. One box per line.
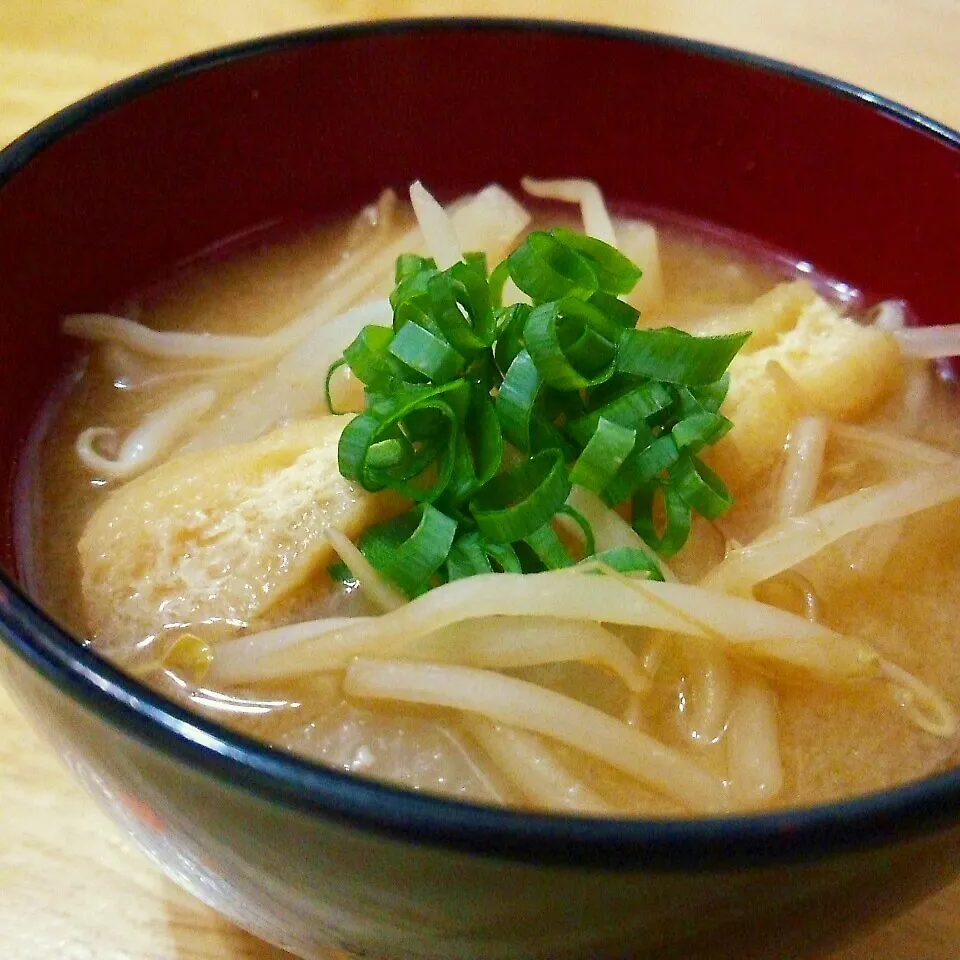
<box><xmin>21</xmin><ymin>182</ymin><xmax>960</xmax><ymax>817</ymax></box>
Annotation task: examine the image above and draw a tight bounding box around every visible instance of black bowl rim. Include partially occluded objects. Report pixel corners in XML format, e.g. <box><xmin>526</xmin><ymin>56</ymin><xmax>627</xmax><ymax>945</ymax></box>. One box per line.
<box><xmin>1</xmin><ymin>16</ymin><xmax>959</xmax><ymax>871</ymax></box>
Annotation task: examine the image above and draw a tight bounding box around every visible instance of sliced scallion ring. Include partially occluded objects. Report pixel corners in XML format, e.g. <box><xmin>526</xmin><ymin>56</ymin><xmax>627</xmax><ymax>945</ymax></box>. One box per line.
<box><xmin>632</xmin><ymin>484</ymin><xmax>693</xmax><ymax>557</ymax></box>
<box><xmin>671</xmin><ymin>454</ymin><xmax>734</xmax><ymax>519</ymax></box>
<box><xmin>617</xmin><ymin>327</ymin><xmax>750</xmax><ymax>385</ymax></box>
<box><xmin>524</xmin><ymin>298</ymin><xmax>618</xmax><ymax>391</ymax></box>
<box><xmin>507</xmin><ymin>230</ymin><xmax>598</xmax><ymax>302</ymax></box>
<box><xmin>524</xmin><ymin>521</ymin><xmax>575</xmax><ymax>570</ymax></box>
<box><xmin>470</xmin><ymin>448</ymin><xmax>571</xmax><ymax>543</ymax></box>
<box><xmin>360</xmin><ymin>504</ymin><xmax>458</xmax><ymax>596</ymax></box>
<box><xmin>550</xmin><ymin>226</ymin><xmax>642</xmax><ymax>296</ymax></box>
<box><xmin>569</xmin><ymin>417</ymin><xmax>637</xmax><ymax>494</ymax></box>
<box><xmin>496</xmin><ymin>350</ymin><xmax>543</xmax><ymax>452</ymax></box>
<box><xmin>586</xmin><ymin>546</ymin><xmax>665</xmax><ymax>581</ymax></box>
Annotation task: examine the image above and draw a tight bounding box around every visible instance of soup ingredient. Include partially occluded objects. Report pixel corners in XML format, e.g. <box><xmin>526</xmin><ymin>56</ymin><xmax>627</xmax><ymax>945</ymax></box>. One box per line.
<box><xmin>893</xmin><ymin>323</ymin><xmax>960</xmax><ymax>359</ymax></box>
<box><xmin>724</xmin><ymin>675</ymin><xmax>784</xmax><ymax>806</ymax></box>
<box><xmin>464</xmin><ymin>716</ymin><xmax>611</xmax><ymax>815</ymax></box>
<box><xmin>704</xmin><ymin>460</ymin><xmax>960</xmax><ymax>595</ymax></box>
<box><xmin>207</xmin><ymin>567</ymin><xmax>882</xmax><ymax>686</ymax></box>
<box><xmin>677</xmin><ymin>277</ymin><xmax>817</xmax><ymax>346</ymax></box>
<box><xmin>736</xmin><ymin>291</ymin><xmax>901</xmax><ymax>416</ymax></box>
<box><xmin>519</xmin><ymin>177</ymin><xmax>664</xmax><ymax>313</ymax></box>
<box><xmin>710</xmin><ymin>283</ymin><xmax>903</xmax><ymax>488</ymax></box>
<box><xmin>45</xmin><ymin>179</ymin><xmax>960</xmax><ymax>814</ymax></box>
<box><xmin>75</xmin><ymin>386</ymin><xmax>217</xmax><ymax>481</ymax></box>
<box><xmin>331</xmin><ymin>224</ymin><xmax>750</xmax><ymax>599</ymax></box>
<box><xmin>63</xmin><ymin>186</ymin><xmax>530</xmax><ymax>366</ymax></box>
<box><xmin>211</xmin><ymin>608</ymin><xmax>649</xmax><ymax>692</ymax></box>
<box><xmin>78</xmin><ymin>416</ymin><xmax>398</xmax><ymax>641</ymax></box>
<box><xmin>519</xmin><ymin>177</ymin><xmax>618</xmax><ymax>246</ymax></box>
<box><xmin>279</xmin><ymin>700</ymin><xmax>503</xmax><ymax>803</ymax></box>
<box><xmin>775</xmin><ymin>415</ymin><xmax>830</xmax><ymax>520</ymax></box>
<box><xmin>343</xmin><ymin>658</ymin><xmax>730</xmax><ymax>812</ymax></box>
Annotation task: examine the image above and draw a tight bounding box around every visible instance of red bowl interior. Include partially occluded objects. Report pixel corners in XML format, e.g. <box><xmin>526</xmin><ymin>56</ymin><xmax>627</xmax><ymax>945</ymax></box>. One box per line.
<box><xmin>0</xmin><ymin>21</ymin><xmax>957</xmax><ymax>589</ymax></box>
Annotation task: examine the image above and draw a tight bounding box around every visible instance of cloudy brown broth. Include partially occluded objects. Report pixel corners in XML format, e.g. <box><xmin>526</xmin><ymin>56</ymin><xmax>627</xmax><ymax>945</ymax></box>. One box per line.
<box><xmin>20</xmin><ymin>197</ymin><xmax>960</xmax><ymax>815</ymax></box>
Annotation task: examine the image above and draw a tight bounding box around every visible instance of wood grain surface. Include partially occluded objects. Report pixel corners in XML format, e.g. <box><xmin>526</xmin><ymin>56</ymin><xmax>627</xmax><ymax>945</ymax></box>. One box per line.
<box><xmin>1</xmin><ymin>3</ymin><xmax>958</xmax><ymax>958</ymax></box>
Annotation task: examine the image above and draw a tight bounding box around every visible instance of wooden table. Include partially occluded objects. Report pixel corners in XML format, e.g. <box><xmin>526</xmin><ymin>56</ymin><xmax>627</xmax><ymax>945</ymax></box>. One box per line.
<box><xmin>1</xmin><ymin>3</ymin><xmax>958</xmax><ymax>958</ymax></box>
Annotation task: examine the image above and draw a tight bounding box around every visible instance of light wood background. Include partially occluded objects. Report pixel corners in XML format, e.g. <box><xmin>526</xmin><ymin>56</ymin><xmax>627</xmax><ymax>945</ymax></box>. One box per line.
<box><xmin>1</xmin><ymin>3</ymin><xmax>958</xmax><ymax>958</ymax></box>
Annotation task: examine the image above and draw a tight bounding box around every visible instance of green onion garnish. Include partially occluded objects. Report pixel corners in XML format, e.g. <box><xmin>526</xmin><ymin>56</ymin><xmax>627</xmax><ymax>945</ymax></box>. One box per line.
<box><xmin>549</xmin><ymin>227</ymin><xmax>643</xmax><ymax>295</ymax></box>
<box><xmin>631</xmin><ymin>484</ymin><xmax>694</xmax><ymax>558</ymax></box>
<box><xmin>585</xmin><ymin>546</ymin><xmax>666</xmax><ymax>581</ymax></box>
<box><xmin>496</xmin><ymin>349</ymin><xmax>543</xmax><ymax>453</ymax></box>
<box><xmin>671</xmin><ymin>454</ymin><xmax>735</xmax><ymax>519</ymax></box>
<box><xmin>523</xmin><ymin>298</ymin><xmax>618</xmax><ymax>390</ymax></box>
<box><xmin>327</xmin><ymin>222</ymin><xmax>750</xmax><ymax>598</ymax></box>
<box><xmin>446</xmin><ymin>530</ymin><xmax>494</xmax><ymax>581</ymax></box>
<box><xmin>524</xmin><ymin>521</ymin><xmax>576</xmax><ymax>570</ymax></box>
<box><xmin>507</xmin><ymin>230</ymin><xmax>599</xmax><ymax>302</ymax></box>
<box><xmin>357</xmin><ymin>504</ymin><xmax>457</xmax><ymax>597</ymax></box>
<box><xmin>569</xmin><ymin>417</ymin><xmax>637</xmax><ymax>494</ymax></box>
<box><xmin>470</xmin><ymin>449</ymin><xmax>571</xmax><ymax>543</ymax></box>
<box><xmin>617</xmin><ymin>327</ymin><xmax>751</xmax><ymax>385</ymax></box>
<box><xmin>388</xmin><ymin>320</ymin><xmax>465</xmax><ymax>382</ymax></box>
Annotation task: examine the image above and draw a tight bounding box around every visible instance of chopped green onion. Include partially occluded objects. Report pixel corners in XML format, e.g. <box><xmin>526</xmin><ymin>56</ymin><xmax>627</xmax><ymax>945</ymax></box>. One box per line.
<box><xmin>339</xmin><ymin>381</ymin><xmax>466</xmax><ymax>501</ymax></box>
<box><xmin>324</xmin><ymin>358</ymin><xmax>348</xmax><ymax>414</ymax></box>
<box><xmin>566</xmin><ymin>381</ymin><xmax>672</xmax><ymax>446</ymax></box>
<box><xmin>672</xmin><ymin>412</ymin><xmax>733</xmax><ymax>452</ymax></box>
<box><xmin>470</xmin><ymin>449</ymin><xmax>571</xmax><ymax>543</ymax></box>
<box><xmin>586</xmin><ymin>546</ymin><xmax>665</xmax><ymax>581</ymax></box>
<box><xmin>494</xmin><ymin>303</ymin><xmax>531</xmax><ymax>376</ymax></box>
<box><xmin>393</xmin><ymin>265</ymin><xmax>495</xmax><ymax>356</ymax></box>
<box><xmin>484</xmin><ymin>541</ymin><xmax>523</xmax><ymax>573</ymax></box>
<box><xmin>360</xmin><ymin>504</ymin><xmax>458</xmax><ymax>597</ymax></box>
<box><xmin>523</xmin><ymin>298</ymin><xmax>618</xmax><ymax>390</ymax></box>
<box><xmin>446</xmin><ymin>258</ymin><xmax>495</xmax><ymax>349</ymax></box>
<box><xmin>588</xmin><ymin>290</ymin><xmax>640</xmax><ymax>329</ymax></box>
<box><xmin>395</xmin><ymin>253</ymin><xmax>437</xmax><ymax>283</ymax></box>
<box><xmin>569</xmin><ymin>418</ymin><xmax>637</xmax><ymax>493</ymax></box>
<box><xmin>632</xmin><ymin>484</ymin><xmax>693</xmax><ymax>557</ymax></box>
<box><xmin>524</xmin><ymin>521</ymin><xmax>575</xmax><ymax>569</ymax></box>
<box><xmin>343</xmin><ymin>325</ymin><xmax>403</xmax><ymax>392</ymax></box>
<box><xmin>488</xmin><ymin>259</ymin><xmax>511</xmax><ymax>308</ymax></box>
<box><xmin>536</xmin><ymin>386</ymin><xmax>586</xmax><ymax>426</ymax></box>
<box><xmin>446</xmin><ymin>530</ymin><xmax>494</xmax><ymax>581</ymax></box>
<box><xmin>507</xmin><ymin>231</ymin><xmax>598</xmax><ymax>302</ymax></box>
<box><xmin>617</xmin><ymin>328</ymin><xmax>750</xmax><ymax>385</ymax></box>
<box><xmin>601</xmin><ymin>434</ymin><xmax>681</xmax><ymax>506</ymax></box>
<box><xmin>328</xmin><ymin>221</ymin><xmax>750</xmax><ymax>600</ymax></box>
<box><xmin>529</xmin><ymin>416</ymin><xmax>578</xmax><ymax>460</ymax></box>
<box><xmin>671</xmin><ymin>454</ymin><xmax>734</xmax><ymax>519</ymax></box>
<box><xmin>557</xmin><ymin>504</ymin><xmax>596</xmax><ymax>558</ymax></box>
<box><xmin>550</xmin><ymin>227</ymin><xmax>642</xmax><ymax>296</ymax></box>
<box><xmin>562</xmin><ymin>324</ymin><xmax>615</xmax><ymax>372</ymax></box>
<box><xmin>388</xmin><ymin>321</ymin><xmax>465</xmax><ymax>382</ymax></box>
<box><xmin>444</xmin><ymin>389</ymin><xmax>504</xmax><ymax>506</ymax></box>
<box><xmin>365</xmin><ymin>437</ymin><xmax>411</xmax><ymax>471</ymax></box>
<box><xmin>462</xmin><ymin>250</ymin><xmax>488</xmax><ymax>276</ymax></box>
<box><xmin>689</xmin><ymin>374</ymin><xmax>730</xmax><ymax>414</ymax></box>
<box><xmin>496</xmin><ymin>350</ymin><xmax>542</xmax><ymax>452</ymax></box>
<box><xmin>467</xmin><ymin>391</ymin><xmax>504</xmax><ymax>487</ymax></box>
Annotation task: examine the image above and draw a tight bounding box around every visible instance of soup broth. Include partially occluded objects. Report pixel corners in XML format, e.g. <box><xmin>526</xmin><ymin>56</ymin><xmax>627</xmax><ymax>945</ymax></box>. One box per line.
<box><xmin>22</xmin><ymin>184</ymin><xmax>960</xmax><ymax>816</ymax></box>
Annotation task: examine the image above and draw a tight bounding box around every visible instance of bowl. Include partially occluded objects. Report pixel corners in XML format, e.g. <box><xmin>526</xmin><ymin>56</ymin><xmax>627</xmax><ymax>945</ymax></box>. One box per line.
<box><xmin>1</xmin><ymin>19</ymin><xmax>959</xmax><ymax>960</ymax></box>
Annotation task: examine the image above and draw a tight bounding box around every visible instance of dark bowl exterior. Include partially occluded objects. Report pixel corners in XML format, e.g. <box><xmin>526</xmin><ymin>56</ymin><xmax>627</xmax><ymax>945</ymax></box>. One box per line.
<box><xmin>5</xmin><ymin>642</ymin><xmax>960</xmax><ymax>960</ymax></box>
<box><xmin>6</xmin><ymin>644</ymin><xmax>960</xmax><ymax>960</ymax></box>
<box><xmin>1</xmin><ymin>20</ymin><xmax>959</xmax><ymax>960</ymax></box>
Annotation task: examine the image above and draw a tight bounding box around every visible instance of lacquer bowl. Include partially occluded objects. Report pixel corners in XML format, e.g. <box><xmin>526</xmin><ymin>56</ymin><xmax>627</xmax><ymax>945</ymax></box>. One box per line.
<box><xmin>0</xmin><ymin>20</ymin><xmax>958</xmax><ymax>960</ymax></box>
